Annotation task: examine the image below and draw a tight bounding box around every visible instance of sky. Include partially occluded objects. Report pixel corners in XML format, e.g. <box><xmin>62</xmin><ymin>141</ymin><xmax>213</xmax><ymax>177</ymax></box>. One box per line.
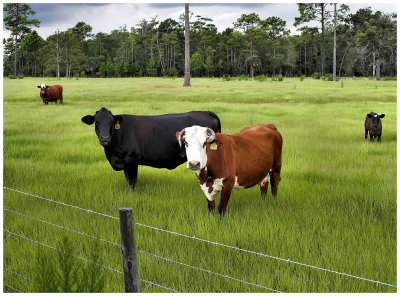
<box><xmin>2</xmin><ymin>2</ymin><xmax>398</xmax><ymax>39</ymax></box>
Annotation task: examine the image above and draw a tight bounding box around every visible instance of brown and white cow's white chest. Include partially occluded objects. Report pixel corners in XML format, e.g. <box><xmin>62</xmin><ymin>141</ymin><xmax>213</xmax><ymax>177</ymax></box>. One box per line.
<box><xmin>196</xmin><ymin>169</ymin><xmax>243</xmax><ymax>201</ymax></box>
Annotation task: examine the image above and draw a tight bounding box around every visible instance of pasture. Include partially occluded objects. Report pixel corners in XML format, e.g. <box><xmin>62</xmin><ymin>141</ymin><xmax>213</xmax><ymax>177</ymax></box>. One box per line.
<box><xmin>3</xmin><ymin>77</ymin><xmax>397</xmax><ymax>292</ymax></box>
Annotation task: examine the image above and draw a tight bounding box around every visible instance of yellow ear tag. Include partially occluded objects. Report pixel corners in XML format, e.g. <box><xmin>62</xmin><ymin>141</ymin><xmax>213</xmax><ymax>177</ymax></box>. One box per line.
<box><xmin>115</xmin><ymin>120</ymin><xmax>120</xmax><ymax>130</ymax></box>
<box><xmin>210</xmin><ymin>142</ymin><xmax>218</xmax><ymax>150</ymax></box>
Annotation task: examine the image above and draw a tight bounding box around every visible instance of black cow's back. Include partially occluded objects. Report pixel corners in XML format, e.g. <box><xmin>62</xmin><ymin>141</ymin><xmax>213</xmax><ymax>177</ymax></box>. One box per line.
<box><xmin>108</xmin><ymin>111</ymin><xmax>220</xmax><ymax>170</ymax></box>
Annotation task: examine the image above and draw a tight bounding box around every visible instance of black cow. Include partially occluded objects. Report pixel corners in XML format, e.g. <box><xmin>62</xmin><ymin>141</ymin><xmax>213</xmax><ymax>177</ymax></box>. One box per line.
<box><xmin>81</xmin><ymin>107</ymin><xmax>221</xmax><ymax>190</ymax></box>
<box><xmin>364</xmin><ymin>111</ymin><xmax>385</xmax><ymax>142</ymax></box>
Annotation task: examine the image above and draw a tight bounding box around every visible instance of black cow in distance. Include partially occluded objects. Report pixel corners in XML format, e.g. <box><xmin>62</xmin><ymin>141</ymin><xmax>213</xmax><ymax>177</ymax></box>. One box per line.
<box><xmin>364</xmin><ymin>111</ymin><xmax>385</xmax><ymax>142</ymax></box>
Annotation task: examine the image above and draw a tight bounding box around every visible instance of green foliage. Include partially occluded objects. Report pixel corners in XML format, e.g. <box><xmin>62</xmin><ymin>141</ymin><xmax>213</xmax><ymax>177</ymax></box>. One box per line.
<box><xmin>2</xmin><ymin>6</ymin><xmax>396</xmax><ymax>79</ymax></box>
<box><xmin>299</xmin><ymin>75</ymin><xmax>305</xmax><ymax>81</ymax></box>
<box><xmin>238</xmin><ymin>74</ymin><xmax>249</xmax><ymax>81</ymax></box>
<box><xmin>312</xmin><ymin>72</ymin><xmax>321</xmax><ymax>79</ymax></box>
<box><xmin>254</xmin><ymin>74</ymin><xmax>267</xmax><ymax>82</ymax></box>
<box><xmin>33</xmin><ymin>236</ymin><xmax>106</xmax><ymax>293</ymax></box>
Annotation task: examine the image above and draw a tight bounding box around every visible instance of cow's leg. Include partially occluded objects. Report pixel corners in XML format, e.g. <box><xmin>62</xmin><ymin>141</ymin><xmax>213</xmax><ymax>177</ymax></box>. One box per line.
<box><xmin>60</xmin><ymin>94</ymin><xmax>63</xmax><ymax>104</ymax></box>
<box><xmin>378</xmin><ymin>134</ymin><xmax>382</xmax><ymax>142</ymax></box>
<box><xmin>207</xmin><ymin>199</ymin><xmax>215</xmax><ymax>214</ymax></box>
<box><xmin>259</xmin><ymin>174</ymin><xmax>269</xmax><ymax>199</ymax></box>
<box><xmin>124</xmin><ymin>165</ymin><xmax>138</xmax><ymax>191</ymax></box>
<box><xmin>218</xmin><ymin>182</ymin><xmax>234</xmax><ymax>217</ymax></box>
<box><xmin>365</xmin><ymin>129</ymin><xmax>368</xmax><ymax>139</ymax></box>
<box><xmin>370</xmin><ymin>134</ymin><xmax>374</xmax><ymax>142</ymax></box>
<box><xmin>270</xmin><ymin>163</ymin><xmax>282</xmax><ymax>197</ymax></box>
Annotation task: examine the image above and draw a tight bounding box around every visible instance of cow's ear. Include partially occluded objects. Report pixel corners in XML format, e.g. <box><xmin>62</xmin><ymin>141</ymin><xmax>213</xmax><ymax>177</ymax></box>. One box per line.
<box><xmin>367</xmin><ymin>113</ymin><xmax>373</xmax><ymax>118</ymax></box>
<box><xmin>380</xmin><ymin>114</ymin><xmax>385</xmax><ymax>118</ymax></box>
<box><xmin>81</xmin><ymin>115</ymin><xmax>95</xmax><ymax>125</ymax></box>
<box><xmin>205</xmin><ymin>128</ymin><xmax>215</xmax><ymax>143</ymax></box>
<box><xmin>176</xmin><ymin>129</ymin><xmax>185</xmax><ymax>148</ymax></box>
<box><xmin>113</xmin><ymin>115</ymin><xmax>123</xmax><ymax>123</ymax></box>
<box><xmin>37</xmin><ymin>85</ymin><xmax>41</xmax><ymax>88</ymax></box>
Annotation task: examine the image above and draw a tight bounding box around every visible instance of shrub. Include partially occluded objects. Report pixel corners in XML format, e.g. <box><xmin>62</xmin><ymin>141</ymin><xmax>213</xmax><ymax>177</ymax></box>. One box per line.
<box><xmin>167</xmin><ymin>68</ymin><xmax>178</xmax><ymax>77</ymax></box>
<box><xmin>254</xmin><ymin>75</ymin><xmax>267</xmax><ymax>82</ymax></box>
<box><xmin>300</xmin><ymin>75</ymin><xmax>305</xmax><ymax>81</ymax></box>
<box><xmin>312</xmin><ymin>72</ymin><xmax>321</xmax><ymax>79</ymax></box>
<box><xmin>238</xmin><ymin>74</ymin><xmax>248</xmax><ymax>81</ymax></box>
<box><xmin>33</xmin><ymin>235</ymin><xmax>107</xmax><ymax>293</ymax></box>
<box><xmin>277</xmin><ymin>74</ymin><xmax>283</xmax><ymax>82</ymax></box>
<box><xmin>17</xmin><ymin>74</ymin><xmax>24</xmax><ymax>79</ymax></box>
<box><xmin>80</xmin><ymin>71</ymin><xmax>85</xmax><ymax>78</ymax></box>
<box><xmin>222</xmin><ymin>74</ymin><xmax>231</xmax><ymax>81</ymax></box>
<box><xmin>382</xmin><ymin>76</ymin><xmax>396</xmax><ymax>81</ymax></box>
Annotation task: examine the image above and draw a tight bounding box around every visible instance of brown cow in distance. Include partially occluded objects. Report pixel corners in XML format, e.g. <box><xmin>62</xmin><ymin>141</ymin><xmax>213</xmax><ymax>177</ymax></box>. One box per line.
<box><xmin>37</xmin><ymin>84</ymin><xmax>63</xmax><ymax>104</ymax></box>
<box><xmin>176</xmin><ymin>124</ymin><xmax>282</xmax><ymax>216</ymax></box>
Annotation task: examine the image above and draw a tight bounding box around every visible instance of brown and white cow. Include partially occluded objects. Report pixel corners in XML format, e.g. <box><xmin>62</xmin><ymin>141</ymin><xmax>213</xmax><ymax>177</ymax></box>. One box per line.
<box><xmin>176</xmin><ymin>124</ymin><xmax>282</xmax><ymax>216</ymax></box>
<box><xmin>37</xmin><ymin>84</ymin><xmax>63</xmax><ymax>104</ymax></box>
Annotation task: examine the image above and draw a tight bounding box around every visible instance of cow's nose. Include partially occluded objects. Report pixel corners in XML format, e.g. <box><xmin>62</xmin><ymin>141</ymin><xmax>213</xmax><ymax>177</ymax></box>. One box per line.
<box><xmin>99</xmin><ymin>136</ymin><xmax>111</xmax><ymax>146</ymax></box>
<box><xmin>188</xmin><ymin>161</ymin><xmax>200</xmax><ymax>170</ymax></box>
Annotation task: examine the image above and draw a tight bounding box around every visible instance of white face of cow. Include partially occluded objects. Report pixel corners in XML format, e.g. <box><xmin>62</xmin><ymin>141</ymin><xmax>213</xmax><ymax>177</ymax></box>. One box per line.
<box><xmin>176</xmin><ymin>125</ymin><xmax>215</xmax><ymax>171</ymax></box>
<box><xmin>38</xmin><ymin>84</ymin><xmax>47</xmax><ymax>95</ymax></box>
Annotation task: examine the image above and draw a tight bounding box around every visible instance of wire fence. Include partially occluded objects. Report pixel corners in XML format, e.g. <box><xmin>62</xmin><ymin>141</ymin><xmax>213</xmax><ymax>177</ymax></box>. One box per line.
<box><xmin>3</xmin><ymin>186</ymin><xmax>397</xmax><ymax>292</ymax></box>
<box><xmin>3</xmin><ymin>208</ymin><xmax>279</xmax><ymax>293</ymax></box>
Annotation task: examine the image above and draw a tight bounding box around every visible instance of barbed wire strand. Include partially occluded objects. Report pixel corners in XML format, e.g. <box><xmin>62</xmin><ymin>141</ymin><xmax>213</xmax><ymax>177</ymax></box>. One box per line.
<box><xmin>4</xmin><ymin>229</ymin><xmax>122</xmax><ymax>274</ymax></box>
<box><xmin>3</xmin><ymin>267</ymin><xmax>33</xmax><ymax>282</ymax></box>
<box><xmin>4</xmin><ymin>208</ymin><xmax>278</xmax><ymax>292</ymax></box>
<box><xmin>4</xmin><ymin>284</ymin><xmax>23</xmax><ymax>293</ymax></box>
<box><xmin>4</xmin><ymin>186</ymin><xmax>396</xmax><ymax>289</ymax></box>
<box><xmin>139</xmin><ymin>249</ymin><xmax>281</xmax><ymax>293</ymax></box>
<box><xmin>4</xmin><ymin>187</ymin><xmax>118</xmax><ymax>220</ymax></box>
<box><xmin>3</xmin><ymin>229</ymin><xmax>178</xmax><ymax>293</ymax></box>
<box><xmin>4</xmin><ymin>208</ymin><xmax>120</xmax><ymax>247</ymax></box>
<box><xmin>140</xmin><ymin>279</ymin><xmax>179</xmax><ymax>293</ymax></box>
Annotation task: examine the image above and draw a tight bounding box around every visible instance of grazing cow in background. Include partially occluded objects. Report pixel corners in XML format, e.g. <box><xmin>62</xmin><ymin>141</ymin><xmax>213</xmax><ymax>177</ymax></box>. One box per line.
<box><xmin>37</xmin><ymin>84</ymin><xmax>63</xmax><ymax>104</ymax></box>
<box><xmin>365</xmin><ymin>111</ymin><xmax>385</xmax><ymax>142</ymax></box>
<box><xmin>177</xmin><ymin>124</ymin><xmax>282</xmax><ymax>216</ymax></box>
<box><xmin>81</xmin><ymin>107</ymin><xmax>221</xmax><ymax>191</ymax></box>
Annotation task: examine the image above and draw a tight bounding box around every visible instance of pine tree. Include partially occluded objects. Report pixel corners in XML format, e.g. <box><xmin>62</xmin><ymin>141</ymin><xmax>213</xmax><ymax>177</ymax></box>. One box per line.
<box><xmin>3</xmin><ymin>3</ymin><xmax>40</xmax><ymax>78</ymax></box>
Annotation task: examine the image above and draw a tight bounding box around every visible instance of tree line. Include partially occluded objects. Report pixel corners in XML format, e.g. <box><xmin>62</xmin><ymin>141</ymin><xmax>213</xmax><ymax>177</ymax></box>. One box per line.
<box><xmin>3</xmin><ymin>3</ymin><xmax>397</xmax><ymax>80</ymax></box>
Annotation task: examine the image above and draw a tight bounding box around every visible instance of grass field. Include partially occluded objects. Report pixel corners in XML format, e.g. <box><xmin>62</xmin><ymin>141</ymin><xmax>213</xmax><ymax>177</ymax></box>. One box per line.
<box><xmin>3</xmin><ymin>77</ymin><xmax>397</xmax><ymax>293</ymax></box>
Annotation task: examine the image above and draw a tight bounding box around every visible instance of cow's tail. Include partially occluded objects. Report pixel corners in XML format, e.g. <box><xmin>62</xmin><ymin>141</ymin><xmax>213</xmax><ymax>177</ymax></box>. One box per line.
<box><xmin>208</xmin><ymin>111</ymin><xmax>221</xmax><ymax>133</ymax></box>
<box><xmin>60</xmin><ymin>85</ymin><xmax>63</xmax><ymax>103</ymax></box>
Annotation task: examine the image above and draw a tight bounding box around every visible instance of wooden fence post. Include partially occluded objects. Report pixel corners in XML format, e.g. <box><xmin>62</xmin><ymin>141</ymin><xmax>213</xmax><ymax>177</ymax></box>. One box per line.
<box><xmin>119</xmin><ymin>207</ymin><xmax>140</xmax><ymax>293</ymax></box>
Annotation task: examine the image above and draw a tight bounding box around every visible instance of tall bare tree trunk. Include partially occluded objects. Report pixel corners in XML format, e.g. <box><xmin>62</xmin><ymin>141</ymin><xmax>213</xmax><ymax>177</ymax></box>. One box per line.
<box><xmin>320</xmin><ymin>4</ymin><xmax>326</xmax><ymax>76</ymax></box>
<box><xmin>333</xmin><ymin>3</ymin><xmax>337</xmax><ymax>81</ymax></box>
<box><xmin>14</xmin><ymin>41</ymin><xmax>17</xmax><ymax>79</ymax></box>
<box><xmin>304</xmin><ymin>44</ymin><xmax>307</xmax><ymax>75</ymax></box>
<box><xmin>183</xmin><ymin>3</ymin><xmax>191</xmax><ymax>87</ymax></box>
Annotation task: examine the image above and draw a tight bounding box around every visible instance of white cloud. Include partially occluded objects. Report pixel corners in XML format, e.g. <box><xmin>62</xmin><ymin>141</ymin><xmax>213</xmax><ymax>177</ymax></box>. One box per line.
<box><xmin>3</xmin><ymin>2</ymin><xmax>397</xmax><ymax>39</ymax></box>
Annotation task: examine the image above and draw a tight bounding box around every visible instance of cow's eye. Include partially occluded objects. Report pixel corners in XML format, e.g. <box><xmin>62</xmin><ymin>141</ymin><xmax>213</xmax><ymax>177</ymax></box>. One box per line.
<box><xmin>184</xmin><ymin>141</ymin><xmax>188</xmax><ymax>147</ymax></box>
<box><xmin>203</xmin><ymin>142</ymin><xmax>207</xmax><ymax>148</ymax></box>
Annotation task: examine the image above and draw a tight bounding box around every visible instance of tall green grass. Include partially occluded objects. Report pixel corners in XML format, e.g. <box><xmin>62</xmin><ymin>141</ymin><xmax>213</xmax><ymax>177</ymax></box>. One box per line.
<box><xmin>3</xmin><ymin>77</ymin><xmax>396</xmax><ymax>293</ymax></box>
